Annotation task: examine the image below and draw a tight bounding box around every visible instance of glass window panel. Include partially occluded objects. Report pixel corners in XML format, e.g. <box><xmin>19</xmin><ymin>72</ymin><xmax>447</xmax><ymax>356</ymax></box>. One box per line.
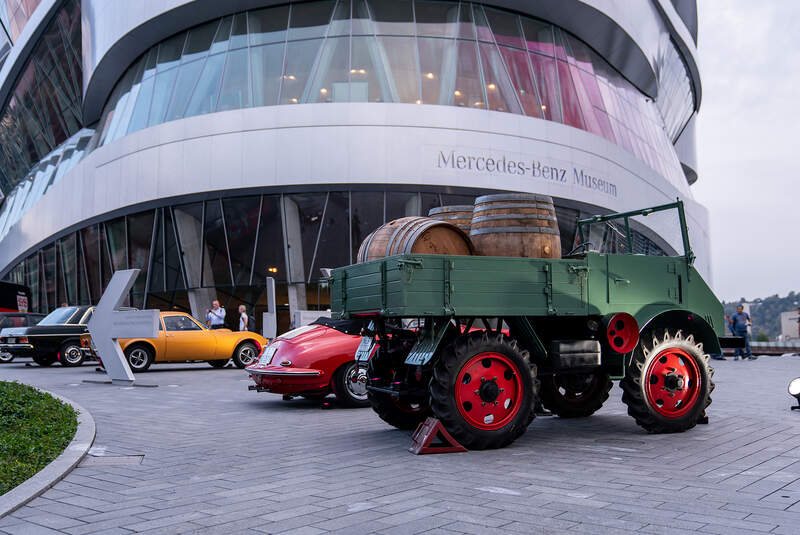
<box><xmin>306</xmin><ymin>36</ymin><xmax>349</xmax><ymax>103</ymax></box>
<box><xmin>484</xmin><ymin>7</ymin><xmax>524</xmax><ymax>49</ymax></box>
<box><xmin>42</xmin><ymin>244</ymin><xmax>55</xmax><ymax>310</ymax></box>
<box><xmin>203</xmin><ymin>200</ymin><xmax>232</xmax><ymax>287</ymax></box>
<box><xmin>456</xmin><ymin>1</ymin><xmax>474</xmax><ymax>39</ymax></box>
<box><xmin>150</xmin><ymin>212</ymin><xmax>165</xmax><ymax>293</ymax></box>
<box><xmin>164</xmin><ymin>209</ymin><xmax>185</xmax><ymax>291</ymax></box>
<box><xmin>578</xmin><ymin>68</ymin><xmax>604</xmax><ymax>110</ymax></box>
<box><xmin>283</xmin><ymin>193</ymin><xmax>325</xmax><ymax>282</ymax></box>
<box><xmin>251</xmin><ymin>43</ymin><xmax>284</xmax><ymax>107</ymax></box>
<box><xmin>59</xmin><ymin>233</ymin><xmax>77</xmax><ymax>305</ymax></box>
<box><xmin>249</xmin><ymin>5</ymin><xmax>289</xmax><ymax>45</ymax></box>
<box><xmin>184</xmin><ymin>53</ymin><xmax>226</xmax><ymax>117</ymax></box>
<box><xmin>280</xmin><ymin>39</ymin><xmax>323</xmax><ymax>104</ymax></box>
<box><xmin>229</xmin><ymin>12</ymin><xmax>248</xmax><ymax>50</ymax></box>
<box><xmin>126</xmin><ymin>75</ymin><xmax>155</xmax><ymax>134</ymax></box>
<box><xmin>563</xmin><ymin>33</ymin><xmax>594</xmax><ymax>74</ymax></box>
<box><xmin>217</xmin><ymin>48</ymin><xmax>251</xmax><ymax>111</ymax></box>
<box><xmin>317</xmin><ymin>192</ymin><xmax>350</xmax><ymax>267</ymax></box>
<box><xmin>568</xmin><ymin>64</ymin><xmax>600</xmax><ymax>136</ymax></box>
<box><xmin>107</xmin><ymin>58</ymin><xmax>146</xmax><ymax>143</ymax></box>
<box><xmin>252</xmin><ymin>195</ymin><xmax>286</xmax><ymax>285</ymax></box>
<box><xmin>522</xmin><ymin>18</ymin><xmax>554</xmax><ymax>56</ymax></box>
<box><xmin>529</xmin><ymin>52</ymin><xmax>561</xmax><ymax>122</ymax></box>
<box><xmin>352</xmin><ymin>0</ymin><xmax>373</xmax><ymax>35</ymax></box>
<box><xmin>142</xmin><ymin>48</ymin><xmax>158</xmax><ymax>79</ymax></box>
<box><xmin>367</xmin><ymin>0</ymin><xmax>413</xmax><ymax>36</ymax></box>
<box><xmin>386</xmin><ymin>191</ymin><xmax>418</xmax><ymax>219</ymax></box>
<box><xmin>350</xmin><ymin>36</ymin><xmax>392</xmax><ymax>103</ymax></box>
<box><xmin>471</xmin><ymin>5</ymin><xmax>493</xmax><ymax>42</ymax></box>
<box><xmin>499</xmin><ymin>46</ymin><xmax>541</xmax><ymax>118</ymax></box>
<box><xmin>593</xmin><ymin>108</ymin><xmax>616</xmax><ymax>144</ymax></box>
<box><xmin>418</xmin><ymin>37</ymin><xmax>457</xmax><ymax>106</ymax></box>
<box><xmin>148</xmin><ymin>67</ymin><xmax>179</xmax><ymax>126</ymax></box>
<box><xmin>350</xmin><ymin>191</ymin><xmax>384</xmax><ymax>261</ymax></box>
<box><xmin>379</xmin><ymin>36</ymin><xmax>419</xmax><ymax>103</ymax></box>
<box><xmin>478</xmin><ymin>42</ymin><xmax>520</xmax><ymax>113</ymax></box>
<box><xmin>127</xmin><ymin>211</ymin><xmax>154</xmax><ymax>300</ymax></box>
<box><xmin>80</xmin><ymin>225</ymin><xmax>101</xmax><ymax>301</ymax></box>
<box><xmin>157</xmin><ymin>33</ymin><xmax>186</xmax><ymax>72</ymax></box>
<box><xmin>288</xmin><ymin>1</ymin><xmax>335</xmax><ymax>41</ymax></box>
<box><xmin>329</xmin><ymin>0</ymin><xmax>352</xmax><ymax>36</ymax></box>
<box><xmin>453</xmin><ymin>40</ymin><xmax>484</xmax><ymax>109</ymax></box>
<box><xmin>209</xmin><ymin>16</ymin><xmax>233</xmax><ymax>55</ymax></box>
<box><xmin>415</xmin><ymin>1</ymin><xmax>460</xmax><ymax>38</ymax></box>
<box><xmin>105</xmin><ymin>217</ymin><xmax>127</xmax><ymax>272</ymax></box>
<box><xmin>222</xmin><ymin>196</ymin><xmax>260</xmax><ymax>286</ymax></box>
<box><xmin>557</xmin><ymin>60</ymin><xmax>584</xmax><ymax>129</ymax></box>
<box><xmin>164</xmin><ymin>59</ymin><xmax>204</xmax><ymax>121</ymax></box>
<box><xmin>182</xmin><ymin>19</ymin><xmax>218</xmax><ymax>63</ymax></box>
<box><xmin>173</xmin><ymin>203</ymin><xmax>204</xmax><ymax>288</ymax></box>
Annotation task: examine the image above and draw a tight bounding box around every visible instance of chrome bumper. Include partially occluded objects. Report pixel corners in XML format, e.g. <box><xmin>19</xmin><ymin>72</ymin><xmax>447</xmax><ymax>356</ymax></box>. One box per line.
<box><xmin>246</xmin><ymin>369</ymin><xmax>321</xmax><ymax>376</ymax></box>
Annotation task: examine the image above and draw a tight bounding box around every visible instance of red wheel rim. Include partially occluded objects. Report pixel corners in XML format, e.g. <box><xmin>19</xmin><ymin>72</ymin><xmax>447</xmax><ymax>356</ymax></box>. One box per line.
<box><xmin>455</xmin><ymin>352</ymin><xmax>524</xmax><ymax>430</ymax></box>
<box><xmin>644</xmin><ymin>347</ymin><xmax>701</xmax><ymax>418</ymax></box>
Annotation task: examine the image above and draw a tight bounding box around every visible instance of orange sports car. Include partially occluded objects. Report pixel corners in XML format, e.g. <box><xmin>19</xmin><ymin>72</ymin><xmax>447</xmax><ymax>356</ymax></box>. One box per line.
<box><xmin>80</xmin><ymin>311</ymin><xmax>267</xmax><ymax>372</ymax></box>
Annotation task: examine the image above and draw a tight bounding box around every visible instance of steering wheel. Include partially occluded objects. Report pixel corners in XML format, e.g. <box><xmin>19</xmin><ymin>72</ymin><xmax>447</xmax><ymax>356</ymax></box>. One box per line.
<box><xmin>567</xmin><ymin>241</ymin><xmax>595</xmax><ymax>256</ymax></box>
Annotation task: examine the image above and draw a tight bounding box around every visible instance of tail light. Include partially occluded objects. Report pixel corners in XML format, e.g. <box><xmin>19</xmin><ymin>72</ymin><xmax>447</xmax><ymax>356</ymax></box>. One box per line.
<box><xmin>604</xmin><ymin>313</ymin><xmax>639</xmax><ymax>353</ymax></box>
<box><xmin>80</xmin><ymin>338</ymin><xmax>89</xmax><ymax>348</ymax></box>
<box><xmin>19</xmin><ymin>337</ymin><xmax>27</xmax><ymax>343</ymax></box>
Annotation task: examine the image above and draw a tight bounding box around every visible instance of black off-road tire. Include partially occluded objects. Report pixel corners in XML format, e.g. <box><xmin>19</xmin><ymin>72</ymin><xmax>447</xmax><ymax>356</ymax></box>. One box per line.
<box><xmin>59</xmin><ymin>341</ymin><xmax>85</xmax><ymax>367</ymax></box>
<box><xmin>539</xmin><ymin>371</ymin><xmax>612</xmax><ymax>418</ymax></box>
<box><xmin>232</xmin><ymin>342</ymin><xmax>258</xmax><ymax>369</ymax></box>
<box><xmin>430</xmin><ymin>331</ymin><xmax>537</xmax><ymax>450</ymax></box>
<box><xmin>208</xmin><ymin>359</ymin><xmax>229</xmax><ymax>368</ymax></box>
<box><xmin>332</xmin><ymin>361</ymin><xmax>370</xmax><ymax>408</ymax></box>
<box><xmin>32</xmin><ymin>353</ymin><xmax>56</xmax><ymax>367</ymax></box>
<box><xmin>621</xmin><ymin>329</ymin><xmax>714</xmax><ymax>433</ymax></box>
<box><xmin>366</xmin><ymin>352</ymin><xmax>431</xmax><ymax>430</ymax></box>
<box><xmin>124</xmin><ymin>344</ymin><xmax>154</xmax><ymax>372</ymax></box>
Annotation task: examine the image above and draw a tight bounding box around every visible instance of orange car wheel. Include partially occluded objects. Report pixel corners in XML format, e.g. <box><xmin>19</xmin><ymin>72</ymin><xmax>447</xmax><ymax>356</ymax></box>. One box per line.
<box><xmin>124</xmin><ymin>344</ymin><xmax>153</xmax><ymax>372</ymax></box>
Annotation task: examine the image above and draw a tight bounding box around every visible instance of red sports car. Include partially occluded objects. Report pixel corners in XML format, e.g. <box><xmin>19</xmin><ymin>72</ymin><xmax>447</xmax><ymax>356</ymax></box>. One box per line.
<box><xmin>246</xmin><ymin>317</ymin><xmax>374</xmax><ymax>407</ymax></box>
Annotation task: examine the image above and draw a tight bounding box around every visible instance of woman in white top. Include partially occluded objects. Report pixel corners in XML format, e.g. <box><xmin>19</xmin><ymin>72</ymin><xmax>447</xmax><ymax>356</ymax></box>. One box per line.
<box><xmin>238</xmin><ymin>305</ymin><xmax>248</xmax><ymax>331</ymax></box>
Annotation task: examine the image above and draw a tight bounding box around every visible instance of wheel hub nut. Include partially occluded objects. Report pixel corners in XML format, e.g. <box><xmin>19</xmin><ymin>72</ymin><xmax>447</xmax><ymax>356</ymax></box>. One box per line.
<box><xmin>663</xmin><ymin>372</ymin><xmax>684</xmax><ymax>392</ymax></box>
<box><xmin>478</xmin><ymin>379</ymin><xmax>500</xmax><ymax>403</ymax></box>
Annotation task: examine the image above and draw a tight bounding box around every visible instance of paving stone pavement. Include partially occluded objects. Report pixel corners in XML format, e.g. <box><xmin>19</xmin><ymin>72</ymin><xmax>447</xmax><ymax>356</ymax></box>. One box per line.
<box><xmin>2</xmin><ymin>354</ymin><xmax>800</xmax><ymax>534</ymax></box>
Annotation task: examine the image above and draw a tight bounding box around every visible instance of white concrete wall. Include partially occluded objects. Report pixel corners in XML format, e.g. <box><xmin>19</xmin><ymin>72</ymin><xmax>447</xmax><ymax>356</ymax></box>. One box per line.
<box><xmin>0</xmin><ymin>102</ymin><xmax>712</xmax><ymax>283</ymax></box>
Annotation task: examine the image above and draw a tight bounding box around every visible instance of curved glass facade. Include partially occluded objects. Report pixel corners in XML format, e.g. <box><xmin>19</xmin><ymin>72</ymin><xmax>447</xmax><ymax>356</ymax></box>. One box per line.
<box><xmin>0</xmin><ymin>127</ymin><xmax>94</xmax><ymax>241</ymax></box>
<box><xmin>2</xmin><ymin>187</ymin><xmax>666</xmax><ymax>331</ymax></box>
<box><xmin>95</xmin><ymin>0</ymin><xmax>686</xmax><ymax>188</ymax></box>
<box><xmin>0</xmin><ymin>0</ymin><xmax>82</xmax><ymax>195</ymax></box>
<box><xmin>0</xmin><ymin>0</ymin><xmax>42</xmax><ymax>42</ymax></box>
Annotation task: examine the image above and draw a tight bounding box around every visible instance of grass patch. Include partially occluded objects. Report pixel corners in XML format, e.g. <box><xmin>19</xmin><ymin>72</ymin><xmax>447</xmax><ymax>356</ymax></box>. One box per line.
<box><xmin>0</xmin><ymin>381</ymin><xmax>77</xmax><ymax>495</ymax></box>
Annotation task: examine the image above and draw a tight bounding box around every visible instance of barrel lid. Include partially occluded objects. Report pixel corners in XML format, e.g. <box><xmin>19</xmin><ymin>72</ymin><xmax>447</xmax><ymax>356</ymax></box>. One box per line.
<box><xmin>475</xmin><ymin>193</ymin><xmax>553</xmax><ymax>204</ymax></box>
<box><xmin>428</xmin><ymin>205</ymin><xmax>474</xmax><ymax>216</ymax></box>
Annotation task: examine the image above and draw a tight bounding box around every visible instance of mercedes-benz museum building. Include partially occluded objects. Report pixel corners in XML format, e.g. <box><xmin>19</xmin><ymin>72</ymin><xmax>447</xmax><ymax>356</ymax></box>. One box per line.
<box><xmin>0</xmin><ymin>0</ymin><xmax>703</xmax><ymax>331</ymax></box>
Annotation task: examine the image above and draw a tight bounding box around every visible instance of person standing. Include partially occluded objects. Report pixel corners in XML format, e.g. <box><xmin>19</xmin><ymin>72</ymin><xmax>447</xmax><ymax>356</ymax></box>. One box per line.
<box><xmin>238</xmin><ymin>305</ymin><xmax>248</xmax><ymax>331</ymax></box>
<box><xmin>729</xmin><ymin>305</ymin><xmax>755</xmax><ymax>360</ymax></box>
<box><xmin>206</xmin><ymin>300</ymin><xmax>226</xmax><ymax>329</ymax></box>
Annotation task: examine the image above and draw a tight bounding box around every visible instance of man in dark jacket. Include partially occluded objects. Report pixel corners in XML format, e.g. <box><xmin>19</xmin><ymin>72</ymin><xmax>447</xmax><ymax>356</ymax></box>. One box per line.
<box><xmin>729</xmin><ymin>305</ymin><xmax>755</xmax><ymax>360</ymax></box>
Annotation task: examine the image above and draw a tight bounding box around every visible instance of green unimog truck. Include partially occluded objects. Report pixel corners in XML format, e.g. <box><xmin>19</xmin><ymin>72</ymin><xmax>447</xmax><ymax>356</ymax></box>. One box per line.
<box><xmin>330</xmin><ymin>201</ymin><xmax>736</xmax><ymax>450</ymax></box>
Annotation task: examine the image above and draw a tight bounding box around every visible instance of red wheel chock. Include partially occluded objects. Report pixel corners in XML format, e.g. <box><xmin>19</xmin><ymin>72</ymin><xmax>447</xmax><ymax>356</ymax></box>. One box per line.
<box><xmin>409</xmin><ymin>417</ymin><xmax>467</xmax><ymax>454</ymax></box>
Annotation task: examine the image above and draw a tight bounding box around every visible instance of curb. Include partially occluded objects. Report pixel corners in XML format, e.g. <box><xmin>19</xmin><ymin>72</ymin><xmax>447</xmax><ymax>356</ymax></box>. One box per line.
<box><xmin>0</xmin><ymin>388</ymin><xmax>96</xmax><ymax>518</ymax></box>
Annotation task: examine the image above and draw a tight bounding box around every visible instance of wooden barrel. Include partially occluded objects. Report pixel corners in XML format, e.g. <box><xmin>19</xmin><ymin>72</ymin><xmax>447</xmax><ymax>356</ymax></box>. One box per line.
<box><xmin>427</xmin><ymin>205</ymin><xmax>473</xmax><ymax>233</ymax></box>
<box><xmin>470</xmin><ymin>193</ymin><xmax>561</xmax><ymax>258</ymax></box>
<box><xmin>357</xmin><ymin>216</ymin><xmax>475</xmax><ymax>263</ymax></box>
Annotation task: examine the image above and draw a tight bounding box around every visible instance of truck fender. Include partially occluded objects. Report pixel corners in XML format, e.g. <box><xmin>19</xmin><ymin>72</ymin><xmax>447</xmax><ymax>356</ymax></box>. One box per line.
<box><xmin>635</xmin><ymin>309</ymin><xmax>722</xmax><ymax>359</ymax></box>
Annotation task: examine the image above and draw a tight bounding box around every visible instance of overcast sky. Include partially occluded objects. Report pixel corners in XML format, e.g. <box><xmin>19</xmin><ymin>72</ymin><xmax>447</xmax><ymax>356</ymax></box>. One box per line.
<box><xmin>692</xmin><ymin>2</ymin><xmax>800</xmax><ymax>302</ymax></box>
